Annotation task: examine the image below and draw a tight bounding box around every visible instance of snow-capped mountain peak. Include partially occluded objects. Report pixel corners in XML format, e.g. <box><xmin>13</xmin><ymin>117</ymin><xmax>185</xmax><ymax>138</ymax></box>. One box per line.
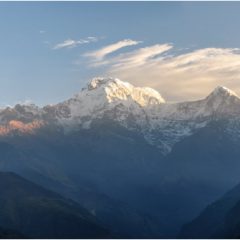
<box><xmin>53</xmin><ymin>77</ymin><xmax>165</xmax><ymax>130</ymax></box>
<box><xmin>201</xmin><ymin>85</ymin><xmax>240</xmax><ymax>115</ymax></box>
<box><xmin>207</xmin><ymin>85</ymin><xmax>239</xmax><ymax>100</ymax></box>
<box><xmin>85</xmin><ymin>77</ymin><xmax>165</xmax><ymax>106</ymax></box>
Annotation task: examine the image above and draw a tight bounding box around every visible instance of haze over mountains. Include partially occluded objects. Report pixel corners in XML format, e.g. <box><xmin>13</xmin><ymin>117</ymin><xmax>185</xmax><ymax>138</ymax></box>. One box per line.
<box><xmin>1</xmin><ymin>77</ymin><xmax>240</xmax><ymax>238</ymax></box>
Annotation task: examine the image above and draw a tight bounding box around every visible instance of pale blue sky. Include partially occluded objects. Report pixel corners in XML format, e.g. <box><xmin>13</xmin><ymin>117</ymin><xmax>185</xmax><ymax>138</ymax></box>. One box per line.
<box><xmin>1</xmin><ymin>2</ymin><xmax>240</xmax><ymax>105</ymax></box>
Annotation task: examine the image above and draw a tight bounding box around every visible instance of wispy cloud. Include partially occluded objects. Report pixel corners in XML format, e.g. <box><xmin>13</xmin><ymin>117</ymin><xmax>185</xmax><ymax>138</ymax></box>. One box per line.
<box><xmin>85</xmin><ymin>39</ymin><xmax>141</xmax><ymax>61</ymax></box>
<box><xmin>110</xmin><ymin>44</ymin><xmax>173</xmax><ymax>69</ymax></box>
<box><xmin>39</xmin><ymin>30</ymin><xmax>46</xmax><ymax>34</ymax></box>
<box><xmin>109</xmin><ymin>46</ymin><xmax>240</xmax><ymax>101</ymax></box>
<box><xmin>53</xmin><ymin>37</ymin><xmax>98</xmax><ymax>50</ymax></box>
<box><xmin>85</xmin><ymin>42</ymin><xmax>240</xmax><ymax>101</ymax></box>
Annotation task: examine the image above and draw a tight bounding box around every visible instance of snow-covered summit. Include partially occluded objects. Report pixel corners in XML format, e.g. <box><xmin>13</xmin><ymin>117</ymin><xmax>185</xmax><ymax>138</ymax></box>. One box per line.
<box><xmin>84</xmin><ymin>77</ymin><xmax>165</xmax><ymax>106</ymax></box>
<box><xmin>208</xmin><ymin>86</ymin><xmax>239</xmax><ymax>99</ymax></box>
<box><xmin>201</xmin><ymin>85</ymin><xmax>240</xmax><ymax>116</ymax></box>
<box><xmin>53</xmin><ymin>77</ymin><xmax>165</xmax><ymax>129</ymax></box>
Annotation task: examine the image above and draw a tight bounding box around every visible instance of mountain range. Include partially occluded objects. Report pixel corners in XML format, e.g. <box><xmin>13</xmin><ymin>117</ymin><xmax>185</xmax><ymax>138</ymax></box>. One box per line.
<box><xmin>2</xmin><ymin>77</ymin><xmax>240</xmax><ymax>154</ymax></box>
<box><xmin>1</xmin><ymin>77</ymin><xmax>240</xmax><ymax>238</ymax></box>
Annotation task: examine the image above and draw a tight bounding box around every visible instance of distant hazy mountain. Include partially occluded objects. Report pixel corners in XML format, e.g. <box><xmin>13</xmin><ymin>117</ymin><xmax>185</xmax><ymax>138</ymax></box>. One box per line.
<box><xmin>0</xmin><ymin>172</ymin><xmax>109</xmax><ymax>238</ymax></box>
<box><xmin>0</xmin><ymin>77</ymin><xmax>240</xmax><ymax>237</ymax></box>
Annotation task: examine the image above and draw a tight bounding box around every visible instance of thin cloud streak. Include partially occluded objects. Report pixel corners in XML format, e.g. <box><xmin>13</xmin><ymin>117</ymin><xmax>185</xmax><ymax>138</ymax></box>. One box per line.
<box><xmin>53</xmin><ymin>37</ymin><xmax>98</xmax><ymax>50</ymax></box>
<box><xmin>85</xmin><ymin>39</ymin><xmax>141</xmax><ymax>61</ymax></box>
<box><xmin>111</xmin><ymin>44</ymin><xmax>173</xmax><ymax>69</ymax></box>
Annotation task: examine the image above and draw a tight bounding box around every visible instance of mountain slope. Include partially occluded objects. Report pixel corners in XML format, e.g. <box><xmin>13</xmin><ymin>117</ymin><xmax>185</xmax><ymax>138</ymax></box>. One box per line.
<box><xmin>0</xmin><ymin>172</ymin><xmax>109</xmax><ymax>239</ymax></box>
<box><xmin>179</xmin><ymin>183</ymin><xmax>240</xmax><ymax>238</ymax></box>
<box><xmin>147</xmin><ymin>119</ymin><xmax>240</xmax><ymax>235</ymax></box>
<box><xmin>222</xmin><ymin>198</ymin><xmax>240</xmax><ymax>238</ymax></box>
<box><xmin>0</xmin><ymin>128</ymin><xmax>165</xmax><ymax>238</ymax></box>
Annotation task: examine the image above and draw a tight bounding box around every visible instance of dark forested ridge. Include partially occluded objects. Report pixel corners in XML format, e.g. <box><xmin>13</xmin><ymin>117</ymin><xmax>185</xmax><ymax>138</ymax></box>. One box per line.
<box><xmin>0</xmin><ymin>172</ymin><xmax>109</xmax><ymax>239</ymax></box>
